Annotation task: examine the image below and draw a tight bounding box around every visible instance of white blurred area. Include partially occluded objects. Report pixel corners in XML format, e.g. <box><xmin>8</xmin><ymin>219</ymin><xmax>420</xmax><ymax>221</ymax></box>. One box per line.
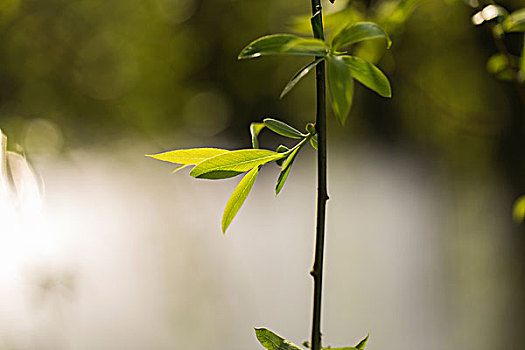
<box><xmin>0</xmin><ymin>128</ymin><xmax>519</xmax><ymax>350</ymax></box>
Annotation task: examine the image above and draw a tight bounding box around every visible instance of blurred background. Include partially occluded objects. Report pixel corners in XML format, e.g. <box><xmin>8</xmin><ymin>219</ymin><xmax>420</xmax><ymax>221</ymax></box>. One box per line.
<box><xmin>0</xmin><ymin>0</ymin><xmax>524</xmax><ymax>349</ymax></box>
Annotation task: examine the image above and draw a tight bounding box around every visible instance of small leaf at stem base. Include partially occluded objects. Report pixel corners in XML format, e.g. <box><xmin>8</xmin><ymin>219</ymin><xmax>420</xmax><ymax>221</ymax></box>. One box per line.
<box><xmin>254</xmin><ymin>328</ymin><xmax>303</xmax><ymax>350</ymax></box>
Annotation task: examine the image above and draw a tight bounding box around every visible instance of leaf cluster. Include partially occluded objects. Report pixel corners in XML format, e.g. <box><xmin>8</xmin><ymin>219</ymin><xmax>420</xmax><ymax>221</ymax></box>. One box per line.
<box><xmin>148</xmin><ymin>118</ymin><xmax>315</xmax><ymax>233</ymax></box>
<box><xmin>238</xmin><ymin>21</ymin><xmax>392</xmax><ymax>125</ymax></box>
<box><xmin>472</xmin><ymin>4</ymin><xmax>525</xmax><ymax>83</ymax></box>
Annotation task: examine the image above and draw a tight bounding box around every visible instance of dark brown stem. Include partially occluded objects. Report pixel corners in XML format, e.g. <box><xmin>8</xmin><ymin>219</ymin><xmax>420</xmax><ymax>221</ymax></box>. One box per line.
<box><xmin>309</xmin><ymin>1</ymin><xmax>328</xmax><ymax>350</ymax></box>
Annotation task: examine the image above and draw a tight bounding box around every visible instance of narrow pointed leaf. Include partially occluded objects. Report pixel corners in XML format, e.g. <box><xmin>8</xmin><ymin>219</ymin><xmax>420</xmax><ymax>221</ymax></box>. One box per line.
<box><xmin>310</xmin><ymin>134</ymin><xmax>318</xmax><ymax>150</ymax></box>
<box><xmin>250</xmin><ymin>122</ymin><xmax>265</xmax><ymax>149</ymax></box>
<box><xmin>190</xmin><ymin>149</ymin><xmax>284</xmax><ymax>179</ymax></box>
<box><xmin>513</xmin><ymin>195</ymin><xmax>525</xmax><ymax>223</ymax></box>
<box><xmin>264</xmin><ymin>118</ymin><xmax>306</xmax><ymax>139</ymax></box>
<box><xmin>503</xmin><ymin>8</ymin><xmax>525</xmax><ymax>32</ymax></box>
<box><xmin>327</xmin><ymin>55</ymin><xmax>354</xmax><ymax>125</ymax></box>
<box><xmin>341</xmin><ymin>56</ymin><xmax>391</xmax><ymax>97</ymax></box>
<box><xmin>331</xmin><ymin>22</ymin><xmax>391</xmax><ymax>51</ymax></box>
<box><xmin>275</xmin><ymin>146</ymin><xmax>300</xmax><ymax>195</ymax></box>
<box><xmin>255</xmin><ymin>328</ymin><xmax>303</xmax><ymax>350</ymax></box>
<box><xmin>238</xmin><ymin>34</ymin><xmax>327</xmax><ymax>60</ymax></box>
<box><xmin>280</xmin><ymin>58</ymin><xmax>323</xmax><ymax>98</ymax></box>
<box><xmin>147</xmin><ymin>148</ymin><xmax>229</xmax><ymax>165</ymax></box>
<box><xmin>355</xmin><ymin>334</ymin><xmax>369</xmax><ymax>349</ymax></box>
<box><xmin>283</xmin><ymin>38</ymin><xmax>328</xmax><ymax>56</ymax></box>
<box><xmin>222</xmin><ymin>166</ymin><xmax>259</xmax><ymax>233</ymax></box>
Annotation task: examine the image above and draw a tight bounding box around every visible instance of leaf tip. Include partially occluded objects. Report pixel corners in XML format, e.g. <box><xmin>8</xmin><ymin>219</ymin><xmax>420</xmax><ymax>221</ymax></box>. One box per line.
<box><xmin>221</xmin><ymin>215</ymin><xmax>230</xmax><ymax>234</ymax></box>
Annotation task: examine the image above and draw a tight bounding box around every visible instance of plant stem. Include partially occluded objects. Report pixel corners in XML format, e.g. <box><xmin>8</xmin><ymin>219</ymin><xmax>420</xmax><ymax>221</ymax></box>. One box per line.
<box><xmin>310</xmin><ymin>1</ymin><xmax>328</xmax><ymax>350</ymax></box>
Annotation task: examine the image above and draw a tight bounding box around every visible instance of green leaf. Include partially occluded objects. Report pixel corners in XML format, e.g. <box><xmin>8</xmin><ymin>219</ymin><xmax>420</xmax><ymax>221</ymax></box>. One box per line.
<box><xmin>513</xmin><ymin>195</ymin><xmax>525</xmax><ymax>223</ymax></box>
<box><xmin>289</xmin><ymin>6</ymin><xmax>363</xmax><ymax>38</ymax></box>
<box><xmin>190</xmin><ymin>149</ymin><xmax>284</xmax><ymax>179</ymax></box>
<box><xmin>331</xmin><ymin>22</ymin><xmax>391</xmax><ymax>51</ymax></box>
<box><xmin>311</xmin><ymin>11</ymin><xmax>324</xmax><ymax>40</ymax></box>
<box><xmin>238</xmin><ymin>34</ymin><xmax>328</xmax><ymax>60</ymax></box>
<box><xmin>147</xmin><ymin>148</ymin><xmax>229</xmax><ymax>165</ymax></box>
<box><xmin>355</xmin><ymin>334</ymin><xmax>369</xmax><ymax>349</ymax></box>
<box><xmin>310</xmin><ymin>134</ymin><xmax>318</xmax><ymax>150</ymax></box>
<box><xmin>503</xmin><ymin>8</ymin><xmax>525</xmax><ymax>32</ymax></box>
<box><xmin>487</xmin><ymin>53</ymin><xmax>510</xmax><ymax>74</ymax></box>
<box><xmin>281</xmin><ymin>58</ymin><xmax>323</xmax><ymax>98</ymax></box>
<box><xmin>222</xmin><ymin>166</ymin><xmax>259</xmax><ymax>233</ymax></box>
<box><xmin>275</xmin><ymin>146</ymin><xmax>300</xmax><ymax>195</ymax></box>
<box><xmin>264</xmin><ymin>118</ymin><xmax>306</xmax><ymax>139</ymax></box>
<box><xmin>486</xmin><ymin>53</ymin><xmax>515</xmax><ymax>81</ymax></box>
<box><xmin>254</xmin><ymin>328</ymin><xmax>303</xmax><ymax>350</ymax></box>
<box><xmin>340</xmin><ymin>56</ymin><xmax>391</xmax><ymax>97</ymax></box>
<box><xmin>327</xmin><ymin>55</ymin><xmax>354</xmax><ymax>125</ymax></box>
<box><xmin>250</xmin><ymin>122</ymin><xmax>265</xmax><ymax>149</ymax></box>
<box><xmin>284</xmin><ymin>38</ymin><xmax>328</xmax><ymax>56</ymax></box>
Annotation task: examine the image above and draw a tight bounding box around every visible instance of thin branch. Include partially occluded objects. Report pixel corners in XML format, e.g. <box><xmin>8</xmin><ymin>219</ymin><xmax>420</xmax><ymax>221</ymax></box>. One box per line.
<box><xmin>309</xmin><ymin>1</ymin><xmax>328</xmax><ymax>350</ymax></box>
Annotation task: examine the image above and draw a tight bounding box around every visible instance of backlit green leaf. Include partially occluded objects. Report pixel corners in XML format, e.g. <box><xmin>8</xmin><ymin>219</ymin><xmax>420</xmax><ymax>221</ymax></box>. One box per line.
<box><xmin>276</xmin><ymin>146</ymin><xmax>300</xmax><ymax>195</ymax></box>
<box><xmin>331</xmin><ymin>22</ymin><xmax>391</xmax><ymax>51</ymax></box>
<box><xmin>190</xmin><ymin>149</ymin><xmax>284</xmax><ymax>179</ymax></box>
<box><xmin>281</xmin><ymin>58</ymin><xmax>323</xmax><ymax>98</ymax></box>
<box><xmin>310</xmin><ymin>134</ymin><xmax>318</xmax><ymax>150</ymax></box>
<box><xmin>513</xmin><ymin>195</ymin><xmax>525</xmax><ymax>223</ymax></box>
<box><xmin>289</xmin><ymin>6</ymin><xmax>363</xmax><ymax>38</ymax></box>
<box><xmin>341</xmin><ymin>56</ymin><xmax>391</xmax><ymax>97</ymax></box>
<box><xmin>264</xmin><ymin>118</ymin><xmax>306</xmax><ymax>139</ymax></box>
<box><xmin>355</xmin><ymin>334</ymin><xmax>369</xmax><ymax>349</ymax></box>
<box><xmin>147</xmin><ymin>148</ymin><xmax>229</xmax><ymax>165</ymax></box>
<box><xmin>255</xmin><ymin>328</ymin><xmax>303</xmax><ymax>350</ymax></box>
<box><xmin>284</xmin><ymin>38</ymin><xmax>329</xmax><ymax>56</ymax></box>
<box><xmin>238</xmin><ymin>35</ymin><xmax>328</xmax><ymax>60</ymax></box>
<box><xmin>222</xmin><ymin>166</ymin><xmax>259</xmax><ymax>233</ymax></box>
<box><xmin>486</xmin><ymin>53</ymin><xmax>515</xmax><ymax>81</ymax></box>
<box><xmin>250</xmin><ymin>122</ymin><xmax>265</xmax><ymax>149</ymax></box>
<box><xmin>327</xmin><ymin>55</ymin><xmax>354</xmax><ymax>125</ymax></box>
<box><xmin>486</xmin><ymin>53</ymin><xmax>510</xmax><ymax>74</ymax></box>
<box><xmin>503</xmin><ymin>8</ymin><xmax>525</xmax><ymax>32</ymax></box>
